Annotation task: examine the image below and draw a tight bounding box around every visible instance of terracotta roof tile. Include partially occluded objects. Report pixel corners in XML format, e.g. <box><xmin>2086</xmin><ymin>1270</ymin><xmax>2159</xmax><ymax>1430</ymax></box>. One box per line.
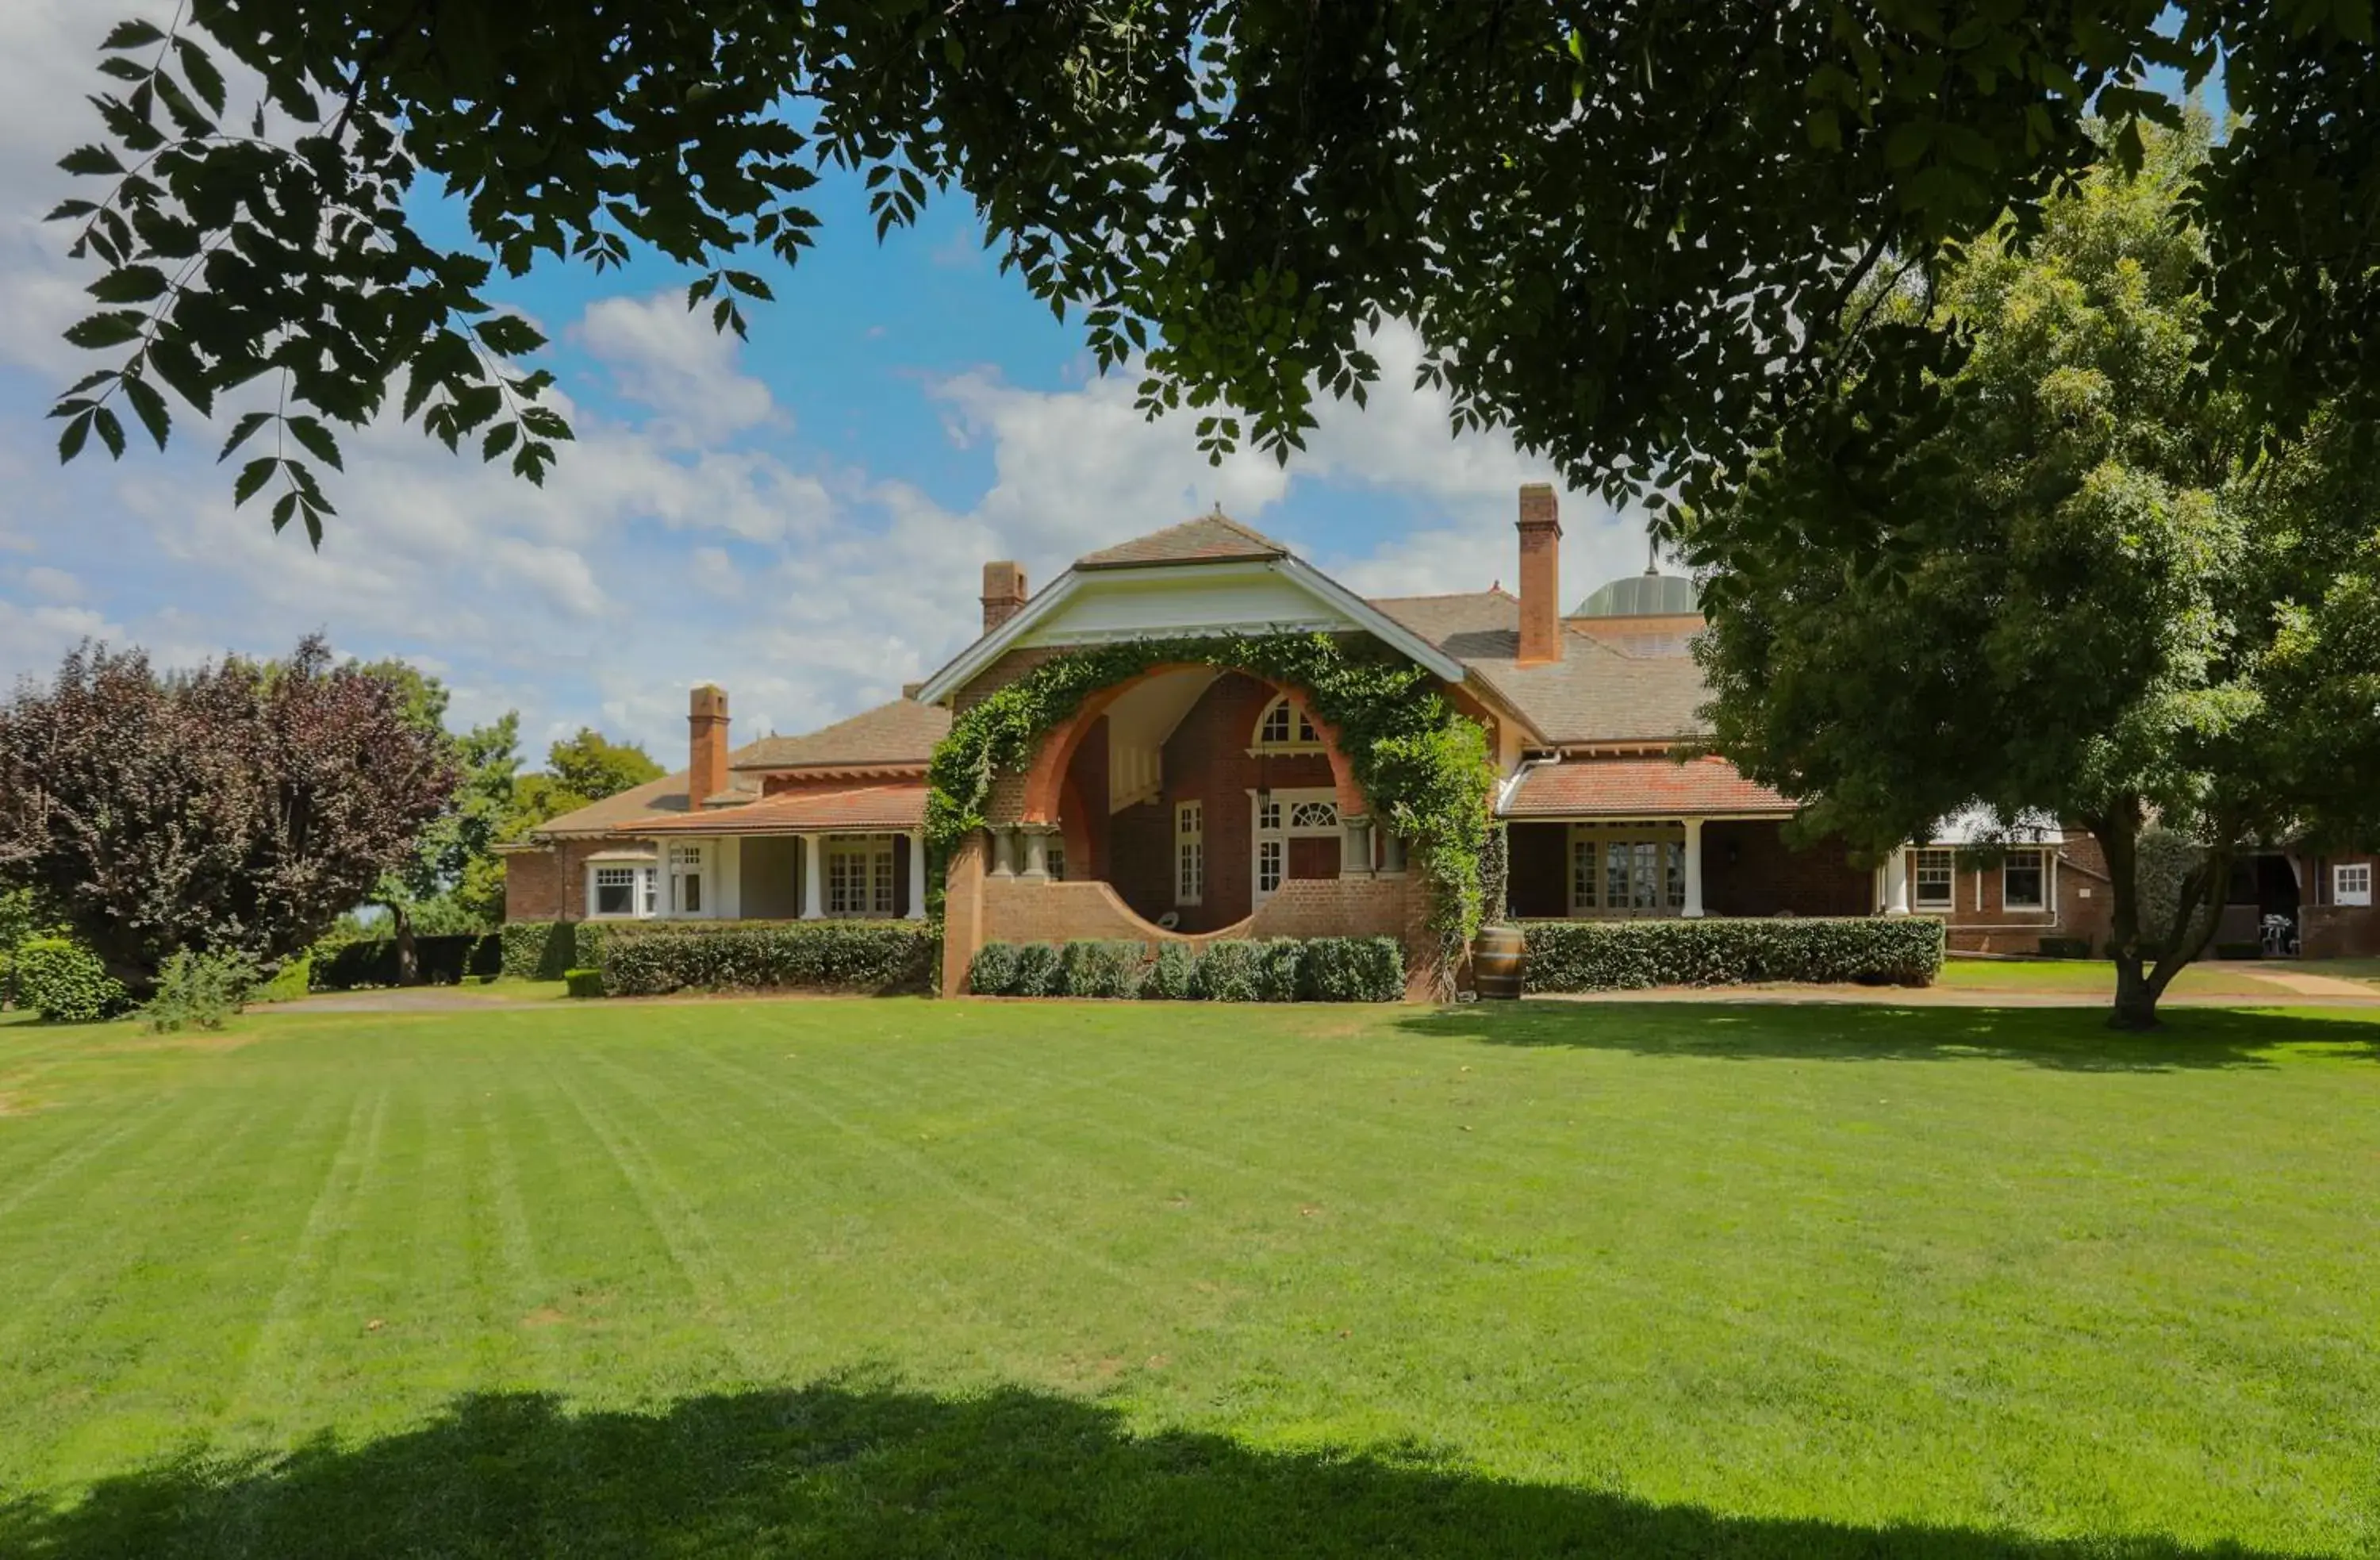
<box><xmin>524</xmin><ymin>749</ymin><xmax>766</xmax><ymax>837</ymax></box>
<box><xmin>731</xmin><ymin>699</ymin><xmax>949</xmax><ymax>771</ymax></box>
<box><xmin>1501</xmin><ymin>756</ymin><xmax>1794</xmax><ymax>818</ymax></box>
<box><xmin>639</xmin><ymin>784</ymin><xmax>928</xmax><ymax>835</ymax></box>
<box><xmin>1075</xmin><ymin>513</ymin><xmax>1291</xmax><ymax>569</ymax></box>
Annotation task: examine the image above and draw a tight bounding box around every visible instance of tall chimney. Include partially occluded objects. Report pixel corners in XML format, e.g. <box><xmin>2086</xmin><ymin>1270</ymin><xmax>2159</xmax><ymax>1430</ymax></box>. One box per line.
<box><xmin>981</xmin><ymin>561</ymin><xmax>1028</xmax><ymax>636</ymax></box>
<box><xmin>1516</xmin><ymin>483</ymin><xmax>1563</xmax><ymax>666</ymax></box>
<box><xmin>688</xmin><ymin>684</ymin><xmax>728</xmax><ymax>811</ymax></box>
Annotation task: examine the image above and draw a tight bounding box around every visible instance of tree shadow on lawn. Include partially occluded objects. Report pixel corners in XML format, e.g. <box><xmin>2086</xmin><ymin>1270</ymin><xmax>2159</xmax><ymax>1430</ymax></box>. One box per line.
<box><xmin>1405</xmin><ymin>1001</ymin><xmax>2380</xmax><ymax>1073</ymax></box>
<box><xmin>0</xmin><ymin>1382</ymin><xmax>2304</xmax><ymax>1560</ymax></box>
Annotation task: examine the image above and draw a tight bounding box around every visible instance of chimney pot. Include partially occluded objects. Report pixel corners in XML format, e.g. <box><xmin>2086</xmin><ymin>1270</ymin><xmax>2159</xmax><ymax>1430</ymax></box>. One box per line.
<box><xmin>981</xmin><ymin>561</ymin><xmax>1028</xmax><ymax>636</ymax></box>
<box><xmin>688</xmin><ymin>683</ymin><xmax>729</xmax><ymax>812</ymax></box>
<box><xmin>1515</xmin><ymin>484</ymin><xmax>1564</xmax><ymax>666</ymax></box>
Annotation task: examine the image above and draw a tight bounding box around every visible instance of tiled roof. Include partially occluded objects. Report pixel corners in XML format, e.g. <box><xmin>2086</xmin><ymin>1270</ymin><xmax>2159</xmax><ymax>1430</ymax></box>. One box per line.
<box><xmin>1464</xmin><ymin>634</ymin><xmax>1711</xmax><ymax>746</ymax></box>
<box><xmin>526</xmin><ymin>749</ymin><xmax>767</xmax><ymax>837</ymax></box>
<box><xmin>1075</xmin><ymin>513</ymin><xmax>1291</xmax><ymax>570</ymax></box>
<box><xmin>731</xmin><ymin>698</ymin><xmax>949</xmax><ymax>772</ymax></box>
<box><xmin>1368</xmin><ymin>590</ymin><xmax>1519</xmax><ymax>659</ymax></box>
<box><xmin>640</xmin><ymin>784</ymin><xmax>929</xmax><ymax>835</ymax></box>
<box><xmin>1501</xmin><ymin>756</ymin><xmax>1795</xmax><ymax>818</ymax></box>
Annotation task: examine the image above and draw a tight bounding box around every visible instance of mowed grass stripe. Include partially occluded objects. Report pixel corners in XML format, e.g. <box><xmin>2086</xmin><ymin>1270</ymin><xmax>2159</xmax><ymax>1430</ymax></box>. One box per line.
<box><xmin>0</xmin><ymin>999</ymin><xmax>2373</xmax><ymax>1556</ymax></box>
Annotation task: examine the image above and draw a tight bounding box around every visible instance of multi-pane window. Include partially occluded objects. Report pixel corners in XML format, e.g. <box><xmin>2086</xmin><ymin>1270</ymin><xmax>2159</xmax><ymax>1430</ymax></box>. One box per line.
<box><xmin>1254</xmin><ymin>697</ymin><xmax>1319</xmax><ymax>747</ymax></box>
<box><xmin>1176</xmin><ymin>801</ymin><xmax>1203</xmax><ymax>905</ymax></box>
<box><xmin>827</xmin><ymin>836</ymin><xmax>896</xmax><ymax>917</ymax></box>
<box><xmin>2336</xmin><ymin>863</ymin><xmax>2373</xmax><ymax>907</ymax></box>
<box><xmin>1288</xmin><ymin>800</ymin><xmax>1338</xmax><ymax>831</ymax></box>
<box><xmin>593</xmin><ymin>866</ymin><xmax>639</xmax><ymax>916</ymax></box>
<box><xmin>1045</xmin><ymin>840</ymin><xmax>1066</xmax><ymax>882</ymax></box>
<box><xmin>1257</xmin><ymin>798</ymin><xmax>1282</xmax><ymax>832</ymax></box>
<box><xmin>2002</xmin><ymin>848</ymin><xmax>2047</xmax><ymax>909</ymax></box>
<box><xmin>669</xmin><ymin>843</ymin><xmax>704</xmax><ymax>915</ymax></box>
<box><xmin>1257</xmin><ymin>838</ymin><xmax>1284</xmax><ymax>895</ymax></box>
<box><xmin>1568</xmin><ymin>826</ymin><xmax>1686</xmax><ymax>916</ymax></box>
<box><xmin>1914</xmin><ymin>848</ymin><xmax>1955</xmax><ymax>909</ymax></box>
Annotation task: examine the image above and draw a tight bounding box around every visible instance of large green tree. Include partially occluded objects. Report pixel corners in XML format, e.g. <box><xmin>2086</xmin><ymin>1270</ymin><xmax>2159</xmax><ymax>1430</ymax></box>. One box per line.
<box><xmin>355</xmin><ymin>660</ymin><xmax>521</xmax><ymax>978</ymax></box>
<box><xmin>39</xmin><ymin>2</ymin><xmax>2378</xmax><ymax>538</ymax></box>
<box><xmin>1688</xmin><ymin>129</ymin><xmax>2380</xmax><ymax>1030</ymax></box>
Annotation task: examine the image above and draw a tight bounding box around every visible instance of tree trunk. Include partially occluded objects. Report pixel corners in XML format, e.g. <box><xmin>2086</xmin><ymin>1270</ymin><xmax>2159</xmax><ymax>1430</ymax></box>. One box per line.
<box><xmin>382</xmin><ymin>901</ymin><xmax>420</xmax><ymax>986</ymax></box>
<box><xmin>2094</xmin><ymin>801</ymin><xmax>2231</xmax><ymax>1032</ymax></box>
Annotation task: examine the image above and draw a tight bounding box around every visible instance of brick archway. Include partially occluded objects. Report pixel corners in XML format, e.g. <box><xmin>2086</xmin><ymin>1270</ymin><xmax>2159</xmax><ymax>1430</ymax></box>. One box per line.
<box><xmin>1017</xmin><ymin>663</ymin><xmax>1369</xmax><ymax>826</ymax></box>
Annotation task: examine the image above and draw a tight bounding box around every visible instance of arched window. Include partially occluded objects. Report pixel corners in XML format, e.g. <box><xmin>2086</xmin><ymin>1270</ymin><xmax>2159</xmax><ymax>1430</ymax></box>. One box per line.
<box><xmin>1252</xmin><ymin>694</ymin><xmax>1320</xmax><ymax>750</ymax></box>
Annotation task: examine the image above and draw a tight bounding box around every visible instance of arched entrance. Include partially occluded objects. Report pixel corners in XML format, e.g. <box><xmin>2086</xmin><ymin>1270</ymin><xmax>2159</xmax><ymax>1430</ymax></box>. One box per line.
<box><xmin>1014</xmin><ymin>664</ymin><xmax>1372</xmax><ymax>932</ymax></box>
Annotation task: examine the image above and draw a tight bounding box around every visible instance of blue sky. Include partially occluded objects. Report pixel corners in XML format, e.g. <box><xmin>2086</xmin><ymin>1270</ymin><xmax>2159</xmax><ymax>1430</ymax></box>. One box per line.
<box><xmin>0</xmin><ymin>2</ymin><xmax>1665</xmax><ymax>770</ymax></box>
<box><xmin>0</xmin><ymin>2</ymin><xmax>2213</xmax><ymax>769</ymax></box>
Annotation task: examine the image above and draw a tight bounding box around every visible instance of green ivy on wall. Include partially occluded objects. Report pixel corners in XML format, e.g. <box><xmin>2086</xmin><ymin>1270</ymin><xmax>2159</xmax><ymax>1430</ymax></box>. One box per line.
<box><xmin>923</xmin><ymin>633</ymin><xmax>1497</xmax><ymax>953</ymax></box>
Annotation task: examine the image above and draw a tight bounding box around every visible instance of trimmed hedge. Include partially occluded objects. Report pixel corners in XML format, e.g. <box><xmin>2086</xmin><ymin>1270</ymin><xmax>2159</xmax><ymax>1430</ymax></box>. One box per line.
<box><xmin>1520</xmin><ymin>916</ymin><xmax>1944</xmax><ymax>993</ymax></box>
<box><xmin>311</xmin><ymin>932</ymin><xmax>502</xmax><ymax>990</ymax></box>
<box><xmin>2038</xmin><ymin>936</ymin><xmax>2094</xmax><ymax>959</ymax></box>
<box><xmin>564</xmin><ymin>967</ymin><xmax>606</xmax><ymax>999</ymax></box>
<box><xmin>969</xmin><ymin>936</ymin><xmax>1405</xmax><ymax>1002</ymax></box>
<box><xmin>598</xmin><ymin>920</ymin><xmax>939</xmax><ymax>997</ymax></box>
<box><xmin>1056</xmin><ymin>939</ymin><xmax>1142</xmax><ymax>998</ymax></box>
<box><xmin>17</xmin><ymin>938</ymin><xmax>129</xmax><ymax>1023</ymax></box>
<box><xmin>501</xmin><ymin>920</ymin><xmax>611</xmax><ymax>982</ymax></box>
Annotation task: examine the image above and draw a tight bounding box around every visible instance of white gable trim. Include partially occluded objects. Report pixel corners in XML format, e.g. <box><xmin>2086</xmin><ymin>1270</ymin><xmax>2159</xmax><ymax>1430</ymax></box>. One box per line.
<box><xmin>915</xmin><ymin>556</ymin><xmax>1465</xmax><ymax>703</ymax></box>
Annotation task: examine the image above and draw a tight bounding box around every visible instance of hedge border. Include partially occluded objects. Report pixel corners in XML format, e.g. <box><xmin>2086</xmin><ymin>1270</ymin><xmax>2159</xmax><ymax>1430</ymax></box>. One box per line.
<box><xmin>1519</xmin><ymin>916</ymin><xmax>1944</xmax><ymax>993</ymax></box>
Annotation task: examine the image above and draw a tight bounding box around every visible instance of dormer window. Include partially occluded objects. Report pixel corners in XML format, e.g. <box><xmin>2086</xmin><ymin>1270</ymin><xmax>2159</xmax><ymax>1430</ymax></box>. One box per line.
<box><xmin>1253</xmin><ymin>695</ymin><xmax>1320</xmax><ymax>751</ymax></box>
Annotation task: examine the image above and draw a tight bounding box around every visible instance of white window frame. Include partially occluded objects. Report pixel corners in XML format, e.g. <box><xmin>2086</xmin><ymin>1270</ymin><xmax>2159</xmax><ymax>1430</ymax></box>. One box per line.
<box><xmin>1175</xmin><ymin>801</ymin><xmax>1204</xmax><ymax>906</ymax></box>
<box><xmin>587</xmin><ymin>861</ymin><xmax>658</xmax><ymax>920</ymax></box>
<box><xmin>1913</xmin><ymin>847</ymin><xmax>1956</xmax><ymax>910</ymax></box>
<box><xmin>1250</xmin><ymin>786</ymin><xmax>1338</xmax><ymax>906</ymax></box>
<box><xmin>825</xmin><ymin>834</ymin><xmax>898</xmax><ymax>919</ymax></box>
<box><xmin>666</xmin><ymin>841</ymin><xmax>709</xmax><ymax>918</ymax></box>
<box><xmin>2336</xmin><ymin>863</ymin><xmax>2373</xmax><ymax>908</ymax></box>
<box><xmin>1565</xmin><ymin>823</ymin><xmax>1687</xmax><ymax>918</ymax></box>
<box><xmin>2002</xmin><ymin>847</ymin><xmax>2048</xmax><ymax>911</ymax></box>
<box><xmin>1249</xmin><ymin>694</ymin><xmax>1323</xmax><ymax>753</ymax></box>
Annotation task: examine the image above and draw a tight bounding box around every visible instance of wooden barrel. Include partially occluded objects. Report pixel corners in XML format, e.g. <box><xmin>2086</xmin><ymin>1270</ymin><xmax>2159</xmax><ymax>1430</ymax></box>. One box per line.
<box><xmin>1472</xmin><ymin>924</ymin><xmax>1527</xmax><ymax>1000</ymax></box>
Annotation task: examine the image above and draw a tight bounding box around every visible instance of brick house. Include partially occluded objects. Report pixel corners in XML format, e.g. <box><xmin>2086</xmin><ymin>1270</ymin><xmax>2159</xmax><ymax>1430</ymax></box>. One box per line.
<box><xmin>505</xmin><ymin>484</ymin><xmax>2367</xmax><ymax>987</ymax></box>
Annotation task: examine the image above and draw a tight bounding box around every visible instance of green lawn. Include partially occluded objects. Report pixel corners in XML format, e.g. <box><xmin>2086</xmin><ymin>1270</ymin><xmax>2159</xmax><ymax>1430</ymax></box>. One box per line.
<box><xmin>1937</xmin><ymin>958</ymin><xmax>2298</xmax><ymax>996</ymax></box>
<box><xmin>0</xmin><ymin>998</ymin><xmax>2374</xmax><ymax>1558</ymax></box>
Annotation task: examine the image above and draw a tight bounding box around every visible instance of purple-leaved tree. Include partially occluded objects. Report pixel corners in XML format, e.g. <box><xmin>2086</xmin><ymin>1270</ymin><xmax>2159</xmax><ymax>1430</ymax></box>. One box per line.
<box><xmin>0</xmin><ymin>634</ymin><xmax>455</xmax><ymax>991</ymax></box>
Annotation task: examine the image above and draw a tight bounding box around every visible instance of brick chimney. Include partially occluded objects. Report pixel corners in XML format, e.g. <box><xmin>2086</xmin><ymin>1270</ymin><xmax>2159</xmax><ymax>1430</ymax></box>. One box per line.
<box><xmin>981</xmin><ymin>561</ymin><xmax>1027</xmax><ymax>636</ymax></box>
<box><xmin>1516</xmin><ymin>483</ymin><xmax>1563</xmax><ymax>666</ymax></box>
<box><xmin>688</xmin><ymin>684</ymin><xmax>728</xmax><ymax>811</ymax></box>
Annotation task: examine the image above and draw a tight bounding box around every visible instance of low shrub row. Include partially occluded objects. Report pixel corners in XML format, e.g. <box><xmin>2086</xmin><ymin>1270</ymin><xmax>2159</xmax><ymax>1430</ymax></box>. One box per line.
<box><xmin>1520</xmin><ymin>916</ymin><xmax>1944</xmax><ymax>993</ymax></box>
<box><xmin>311</xmin><ymin>932</ymin><xmax>505</xmax><ymax>991</ymax></box>
<box><xmin>500</xmin><ymin>920</ymin><xmax>612</xmax><ymax>982</ymax></box>
<box><xmin>968</xmin><ymin>936</ymin><xmax>1406</xmax><ymax>1002</ymax></box>
<box><xmin>597</xmin><ymin>920</ymin><xmax>940</xmax><ymax>997</ymax></box>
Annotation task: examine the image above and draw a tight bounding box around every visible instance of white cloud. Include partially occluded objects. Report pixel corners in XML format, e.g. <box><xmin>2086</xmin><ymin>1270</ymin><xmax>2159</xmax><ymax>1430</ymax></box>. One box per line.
<box><xmin>576</xmin><ymin>291</ymin><xmax>777</xmax><ymax>444</ymax></box>
<box><xmin>16</xmin><ymin>564</ymin><xmax>79</xmax><ymax>601</ymax></box>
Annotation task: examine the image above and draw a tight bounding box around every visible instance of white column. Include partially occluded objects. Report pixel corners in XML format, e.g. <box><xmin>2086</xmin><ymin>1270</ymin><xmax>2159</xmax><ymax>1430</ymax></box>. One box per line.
<box><xmin>906</xmin><ymin>830</ymin><xmax>927</xmax><ymax>920</ymax></box>
<box><xmin>988</xmin><ymin>825</ymin><xmax>1018</xmax><ymax>877</ymax></box>
<box><xmin>1340</xmin><ymin>815</ymin><xmax>1375</xmax><ymax>879</ymax></box>
<box><xmin>1885</xmin><ymin>845</ymin><xmax>1912</xmax><ymax>916</ymax></box>
<box><xmin>1682</xmin><ymin>818</ymin><xmax>1706</xmax><ymax>918</ymax></box>
<box><xmin>800</xmin><ymin>833</ymin><xmax>824</xmax><ymax>920</ymax></box>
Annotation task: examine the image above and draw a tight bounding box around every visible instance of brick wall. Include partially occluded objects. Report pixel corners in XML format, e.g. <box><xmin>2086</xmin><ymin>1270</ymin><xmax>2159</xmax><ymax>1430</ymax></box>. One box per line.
<box><xmin>1507</xmin><ymin>822</ymin><xmax>1568</xmax><ymax>917</ymax></box>
<box><xmin>946</xmin><ymin>870</ymin><xmax>1443</xmax><ymax>1000</ymax></box>
<box><xmin>1911</xmin><ymin>834</ymin><xmax>2115</xmax><ymax>955</ymax></box>
<box><xmin>2301</xmin><ymin>904</ymin><xmax>2380</xmax><ymax>958</ymax></box>
<box><xmin>503</xmin><ymin>840</ymin><xmax>612</xmax><ymax>922</ymax></box>
<box><xmin>1704</xmin><ymin>822</ymin><xmax>1871</xmax><ymax>917</ymax></box>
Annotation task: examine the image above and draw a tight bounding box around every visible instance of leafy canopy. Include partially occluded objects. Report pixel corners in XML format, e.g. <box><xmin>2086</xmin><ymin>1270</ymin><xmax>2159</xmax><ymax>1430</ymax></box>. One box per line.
<box><xmin>0</xmin><ymin>636</ymin><xmax>457</xmax><ymax>987</ymax></box>
<box><xmin>1687</xmin><ymin>125</ymin><xmax>2380</xmax><ymax>1026</ymax></box>
<box><xmin>44</xmin><ymin>1</ymin><xmax>2376</xmax><ymax>536</ymax></box>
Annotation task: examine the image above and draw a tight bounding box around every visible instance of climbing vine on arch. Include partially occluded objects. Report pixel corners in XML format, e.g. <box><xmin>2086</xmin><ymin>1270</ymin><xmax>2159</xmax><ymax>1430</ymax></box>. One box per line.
<box><xmin>924</xmin><ymin>633</ymin><xmax>1496</xmax><ymax>948</ymax></box>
